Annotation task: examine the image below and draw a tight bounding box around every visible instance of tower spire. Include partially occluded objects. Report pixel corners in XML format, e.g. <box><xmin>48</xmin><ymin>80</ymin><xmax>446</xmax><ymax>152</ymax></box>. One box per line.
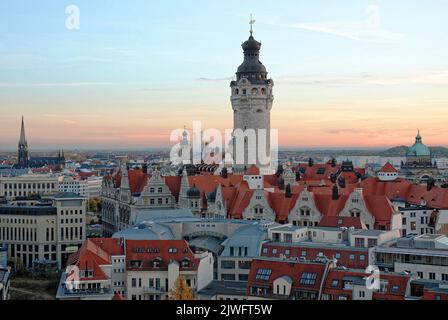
<box><xmin>249</xmin><ymin>14</ymin><xmax>255</xmax><ymax>36</ymax></box>
<box><xmin>17</xmin><ymin>115</ymin><xmax>29</xmax><ymax>168</ymax></box>
<box><xmin>19</xmin><ymin>115</ymin><xmax>27</xmax><ymax>145</ymax></box>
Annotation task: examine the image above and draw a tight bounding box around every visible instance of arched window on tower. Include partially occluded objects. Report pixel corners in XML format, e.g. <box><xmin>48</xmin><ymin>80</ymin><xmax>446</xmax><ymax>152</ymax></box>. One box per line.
<box><xmin>251</xmin><ymin>88</ymin><xmax>258</xmax><ymax>95</ymax></box>
<box><xmin>261</xmin><ymin>88</ymin><xmax>266</xmax><ymax>95</ymax></box>
<box><xmin>235</xmin><ymin>88</ymin><xmax>239</xmax><ymax>95</ymax></box>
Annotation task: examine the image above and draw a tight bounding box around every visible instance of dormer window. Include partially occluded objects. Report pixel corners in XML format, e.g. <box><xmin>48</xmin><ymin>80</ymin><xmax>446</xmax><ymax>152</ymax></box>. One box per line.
<box><xmin>152</xmin><ymin>257</ymin><xmax>162</xmax><ymax>268</ymax></box>
<box><xmin>129</xmin><ymin>260</ymin><xmax>143</xmax><ymax>268</ymax></box>
<box><xmin>181</xmin><ymin>258</ymin><xmax>190</xmax><ymax>268</ymax></box>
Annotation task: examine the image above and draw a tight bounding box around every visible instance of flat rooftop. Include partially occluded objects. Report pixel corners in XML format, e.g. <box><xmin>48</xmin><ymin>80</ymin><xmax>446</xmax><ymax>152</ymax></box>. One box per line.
<box><xmin>197</xmin><ymin>280</ymin><xmax>247</xmax><ymax>297</ymax></box>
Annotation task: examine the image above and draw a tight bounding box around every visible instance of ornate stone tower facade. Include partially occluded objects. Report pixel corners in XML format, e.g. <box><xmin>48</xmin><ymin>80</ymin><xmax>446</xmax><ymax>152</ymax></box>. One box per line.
<box><xmin>230</xmin><ymin>22</ymin><xmax>274</xmax><ymax>173</ymax></box>
<box><xmin>17</xmin><ymin>116</ymin><xmax>29</xmax><ymax>168</ymax></box>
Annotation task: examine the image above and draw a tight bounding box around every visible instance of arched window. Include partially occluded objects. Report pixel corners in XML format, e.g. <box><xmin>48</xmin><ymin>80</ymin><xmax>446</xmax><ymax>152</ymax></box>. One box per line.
<box><xmin>261</xmin><ymin>88</ymin><xmax>266</xmax><ymax>95</ymax></box>
<box><xmin>251</xmin><ymin>88</ymin><xmax>258</xmax><ymax>95</ymax></box>
<box><xmin>235</xmin><ymin>88</ymin><xmax>239</xmax><ymax>95</ymax></box>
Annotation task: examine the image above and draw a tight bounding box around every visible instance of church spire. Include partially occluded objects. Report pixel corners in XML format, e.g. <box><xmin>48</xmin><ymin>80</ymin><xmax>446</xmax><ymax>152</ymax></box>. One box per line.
<box><xmin>19</xmin><ymin>115</ymin><xmax>27</xmax><ymax>145</ymax></box>
<box><xmin>17</xmin><ymin>115</ymin><xmax>29</xmax><ymax>168</ymax></box>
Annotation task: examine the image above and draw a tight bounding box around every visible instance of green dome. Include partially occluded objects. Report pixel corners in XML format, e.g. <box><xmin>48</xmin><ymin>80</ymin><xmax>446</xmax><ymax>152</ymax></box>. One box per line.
<box><xmin>407</xmin><ymin>131</ymin><xmax>431</xmax><ymax>157</ymax></box>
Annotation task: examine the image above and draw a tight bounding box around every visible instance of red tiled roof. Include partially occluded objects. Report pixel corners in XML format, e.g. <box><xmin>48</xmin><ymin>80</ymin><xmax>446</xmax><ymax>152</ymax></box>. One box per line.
<box><xmin>361</xmin><ymin>177</ymin><xmax>448</xmax><ymax>209</ymax></box>
<box><xmin>128</xmin><ymin>169</ymin><xmax>149</xmax><ymax>194</ymax></box>
<box><xmin>363</xmin><ymin>195</ymin><xmax>397</xmax><ymax>224</ymax></box>
<box><xmin>314</xmin><ymin>194</ymin><xmax>349</xmax><ymax>217</ymax></box>
<box><xmin>125</xmin><ymin>239</ymin><xmax>199</xmax><ymax>271</ymax></box>
<box><xmin>165</xmin><ymin>176</ymin><xmax>182</xmax><ymax>200</ymax></box>
<box><xmin>66</xmin><ymin>238</ymin><xmax>124</xmax><ymax>281</ymax></box>
<box><xmin>248</xmin><ymin>259</ymin><xmax>327</xmax><ymax>295</ymax></box>
<box><xmin>323</xmin><ymin>268</ymin><xmax>410</xmax><ymax>300</ymax></box>
<box><xmin>245</xmin><ymin>165</ymin><xmax>260</xmax><ymax>175</ymax></box>
<box><xmin>268</xmin><ymin>193</ymin><xmax>299</xmax><ymax>221</ymax></box>
<box><xmin>379</xmin><ymin>162</ymin><xmax>398</xmax><ymax>173</ymax></box>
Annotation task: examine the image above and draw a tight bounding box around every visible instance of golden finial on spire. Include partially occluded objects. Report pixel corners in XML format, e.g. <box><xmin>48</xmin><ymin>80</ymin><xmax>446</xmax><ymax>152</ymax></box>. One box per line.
<box><xmin>249</xmin><ymin>14</ymin><xmax>256</xmax><ymax>35</ymax></box>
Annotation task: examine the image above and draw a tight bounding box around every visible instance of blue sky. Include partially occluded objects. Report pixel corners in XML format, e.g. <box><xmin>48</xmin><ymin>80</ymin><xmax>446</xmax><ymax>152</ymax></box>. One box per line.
<box><xmin>0</xmin><ymin>0</ymin><xmax>448</xmax><ymax>149</ymax></box>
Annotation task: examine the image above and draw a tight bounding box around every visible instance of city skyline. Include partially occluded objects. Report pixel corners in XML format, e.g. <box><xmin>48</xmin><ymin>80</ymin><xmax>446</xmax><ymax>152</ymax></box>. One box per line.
<box><xmin>1</xmin><ymin>0</ymin><xmax>448</xmax><ymax>149</ymax></box>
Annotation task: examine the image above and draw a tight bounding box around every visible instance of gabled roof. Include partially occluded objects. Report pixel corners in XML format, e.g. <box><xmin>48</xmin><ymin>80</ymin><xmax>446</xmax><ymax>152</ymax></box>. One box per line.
<box><xmin>66</xmin><ymin>238</ymin><xmax>124</xmax><ymax>281</ymax></box>
<box><xmin>245</xmin><ymin>165</ymin><xmax>260</xmax><ymax>175</ymax></box>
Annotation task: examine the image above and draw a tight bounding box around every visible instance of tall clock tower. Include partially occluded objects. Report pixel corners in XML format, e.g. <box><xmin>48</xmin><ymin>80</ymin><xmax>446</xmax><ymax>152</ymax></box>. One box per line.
<box><xmin>230</xmin><ymin>18</ymin><xmax>274</xmax><ymax>173</ymax></box>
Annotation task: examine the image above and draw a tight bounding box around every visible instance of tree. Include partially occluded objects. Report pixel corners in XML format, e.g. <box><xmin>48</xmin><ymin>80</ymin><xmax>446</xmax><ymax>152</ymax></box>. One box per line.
<box><xmin>168</xmin><ymin>276</ymin><xmax>194</xmax><ymax>300</ymax></box>
<box><xmin>88</xmin><ymin>197</ymin><xmax>102</xmax><ymax>213</ymax></box>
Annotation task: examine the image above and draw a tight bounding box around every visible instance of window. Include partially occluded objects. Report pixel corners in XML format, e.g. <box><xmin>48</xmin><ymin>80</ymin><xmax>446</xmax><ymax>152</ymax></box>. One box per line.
<box><xmin>410</xmin><ymin>222</ymin><xmax>417</xmax><ymax>231</ymax></box>
<box><xmin>221</xmin><ymin>261</ymin><xmax>235</xmax><ymax>269</ymax></box>
<box><xmin>442</xmin><ymin>274</ymin><xmax>448</xmax><ymax>281</ymax></box>
<box><xmin>168</xmin><ymin>248</ymin><xmax>177</xmax><ymax>253</ymax></box>
<box><xmin>131</xmin><ymin>278</ymin><xmax>137</xmax><ymax>287</ymax></box>
<box><xmin>335</xmin><ymin>253</ymin><xmax>341</xmax><ymax>259</ymax></box>
<box><xmin>349</xmin><ymin>254</ymin><xmax>355</xmax><ymax>260</ymax></box>
<box><xmin>360</xmin><ymin>255</ymin><xmax>365</xmax><ymax>261</ymax></box>
<box><xmin>359</xmin><ymin>291</ymin><xmax>365</xmax><ymax>298</ymax></box>
<box><xmin>255</xmin><ymin>268</ymin><xmax>272</xmax><ymax>281</ymax></box>
<box><xmin>429</xmin><ymin>272</ymin><xmax>436</xmax><ymax>280</ymax></box>
<box><xmin>355</xmin><ymin>238</ymin><xmax>365</xmax><ymax>247</ymax></box>
<box><xmin>300</xmin><ymin>272</ymin><xmax>317</xmax><ymax>285</ymax></box>
<box><xmin>331</xmin><ymin>280</ymin><xmax>339</xmax><ymax>288</ymax></box>
<box><xmin>367</xmin><ymin>239</ymin><xmax>378</xmax><ymax>247</ymax></box>
<box><xmin>391</xmin><ymin>285</ymin><xmax>399</xmax><ymax>294</ymax></box>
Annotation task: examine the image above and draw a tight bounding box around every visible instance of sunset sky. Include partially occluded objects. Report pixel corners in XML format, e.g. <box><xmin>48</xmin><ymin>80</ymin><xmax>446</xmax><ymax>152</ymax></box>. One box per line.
<box><xmin>1</xmin><ymin>0</ymin><xmax>448</xmax><ymax>150</ymax></box>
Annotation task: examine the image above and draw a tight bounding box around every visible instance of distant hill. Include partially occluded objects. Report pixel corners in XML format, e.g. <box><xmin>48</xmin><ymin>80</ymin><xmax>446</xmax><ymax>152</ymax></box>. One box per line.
<box><xmin>380</xmin><ymin>146</ymin><xmax>448</xmax><ymax>157</ymax></box>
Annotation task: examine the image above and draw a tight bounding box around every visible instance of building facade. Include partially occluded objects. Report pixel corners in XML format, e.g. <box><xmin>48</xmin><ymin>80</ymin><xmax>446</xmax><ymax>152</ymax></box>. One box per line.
<box><xmin>0</xmin><ymin>173</ymin><xmax>59</xmax><ymax>200</ymax></box>
<box><xmin>0</xmin><ymin>193</ymin><xmax>86</xmax><ymax>269</ymax></box>
<box><xmin>57</xmin><ymin>238</ymin><xmax>214</xmax><ymax>300</ymax></box>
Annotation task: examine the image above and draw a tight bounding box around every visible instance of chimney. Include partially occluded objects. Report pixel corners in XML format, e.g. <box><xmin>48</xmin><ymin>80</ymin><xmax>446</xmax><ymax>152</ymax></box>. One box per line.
<box><xmin>278</xmin><ymin>176</ymin><xmax>285</xmax><ymax>190</ymax></box>
<box><xmin>427</xmin><ymin>177</ymin><xmax>435</xmax><ymax>191</ymax></box>
<box><xmin>285</xmin><ymin>184</ymin><xmax>292</xmax><ymax>198</ymax></box>
<box><xmin>308</xmin><ymin>157</ymin><xmax>314</xmax><ymax>167</ymax></box>
<box><xmin>338</xmin><ymin>176</ymin><xmax>346</xmax><ymax>188</ymax></box>
<box><xmin>332</xmin><ymin>184</ymin><xmax>339</xmax><ymax>200</ymax></box>
<box><xmin>331</xmin><ymin>158</ymin><xmax>337</xmax><ymax>167</ymax></box>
